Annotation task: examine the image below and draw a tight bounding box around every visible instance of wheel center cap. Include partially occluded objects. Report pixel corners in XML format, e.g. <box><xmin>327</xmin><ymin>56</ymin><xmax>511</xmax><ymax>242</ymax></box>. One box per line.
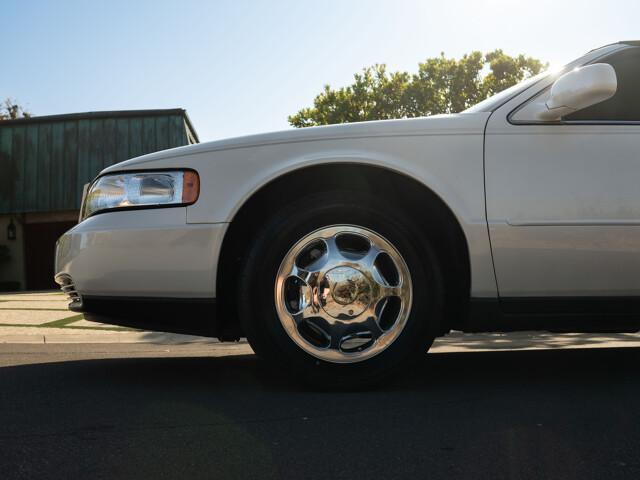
<box><xmin>319</xmin><ymin>266</ymin><xmax>371</xmax><ymax>319</ymax></box>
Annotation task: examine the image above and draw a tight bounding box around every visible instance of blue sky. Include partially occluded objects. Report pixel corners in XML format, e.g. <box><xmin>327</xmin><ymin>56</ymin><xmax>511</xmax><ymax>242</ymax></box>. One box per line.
<box><xmin>3</xmin><ymin>0</ymin><xmax>639</xmax><ymax>141</ymax></box>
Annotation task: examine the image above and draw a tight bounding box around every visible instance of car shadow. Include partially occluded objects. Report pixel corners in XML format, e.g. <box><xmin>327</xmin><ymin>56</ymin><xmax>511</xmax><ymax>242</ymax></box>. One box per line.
<box><xmin>26</xmin><ymin>346</ymin><xmax>640</xmax><ymax>390</ymax></box>
<box><xmin>2</xmin><ymin>347</ymin><xmax>640</xmax><ymax>479</ymax></box>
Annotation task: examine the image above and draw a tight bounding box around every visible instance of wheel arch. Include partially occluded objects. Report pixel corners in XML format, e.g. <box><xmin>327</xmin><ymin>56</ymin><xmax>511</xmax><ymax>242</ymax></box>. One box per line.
<box><xmin>215</xmin><ymin>162</ymin><xmax>471</xmax><ymax>339</ymax></box>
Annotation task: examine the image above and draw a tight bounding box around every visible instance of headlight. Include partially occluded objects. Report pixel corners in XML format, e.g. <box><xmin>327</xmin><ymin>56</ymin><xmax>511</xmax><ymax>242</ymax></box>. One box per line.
<box><xmin>81</xmin><ymin>170</ymin><xmax>199</xmax><ymax>220</ymax></box>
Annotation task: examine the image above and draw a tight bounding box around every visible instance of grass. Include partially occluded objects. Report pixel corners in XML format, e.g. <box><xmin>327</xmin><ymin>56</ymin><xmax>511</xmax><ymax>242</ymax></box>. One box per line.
<box><xmin>40</xmin><ymin>314</ymin><xmax>85</xmax><ymax>328</ymax></box>
<box><xmin>0</xmin><ymin>323</ymin><xmax>133</xmax><ymax>331</ymax></box>
<box><xmin>0</xmin><ymin>308</ymin><xmax>73</xmax><ymax>311</ymax></box>
<box><xmin>0</xmin><ymin>314</ymin><xmax>135</xmax><ymax>331</ymax></box>
<box><xmin>51</xmin><ymin>313</ymin><xmax>136</xmax><ymax>331</ymax></box>
<box><xmin>0</xmin><ymin>294</ymin><xmax>136</xmax><ymax>332</ymax></box>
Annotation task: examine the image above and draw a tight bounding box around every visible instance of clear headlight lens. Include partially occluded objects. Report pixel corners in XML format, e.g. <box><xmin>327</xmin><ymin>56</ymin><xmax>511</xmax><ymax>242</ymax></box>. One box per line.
<box><xmin>81</xmin><ymin>170</ymin><xmax>199</xmax><ymax>220</ymax></box>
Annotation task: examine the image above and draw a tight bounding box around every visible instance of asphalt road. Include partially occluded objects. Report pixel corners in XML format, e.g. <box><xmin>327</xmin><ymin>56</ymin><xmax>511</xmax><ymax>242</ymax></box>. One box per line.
<box><xmin>1</xmin><ymin>344</ymin><xmax>640</xmax><ymax>480</ymax></box>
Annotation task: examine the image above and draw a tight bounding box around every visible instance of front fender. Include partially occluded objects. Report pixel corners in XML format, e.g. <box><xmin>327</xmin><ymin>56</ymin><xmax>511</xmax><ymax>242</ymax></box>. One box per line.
<box><xmin>184</xmin><ymin>133</ymin><xmax>496</xmax><ymax>297</ymax></box>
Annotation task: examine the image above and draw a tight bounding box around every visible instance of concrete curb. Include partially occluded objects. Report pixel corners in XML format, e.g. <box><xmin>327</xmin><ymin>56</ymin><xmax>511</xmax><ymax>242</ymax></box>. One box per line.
<box><xmin>2</xmin><ymin>328</ymin><xmax>640</xmax><ymax>352</ymax></box>
<box><xmin>0</xmin><ymin>335</ymin><xmax>47</xmax><ymax>344</ymax></box>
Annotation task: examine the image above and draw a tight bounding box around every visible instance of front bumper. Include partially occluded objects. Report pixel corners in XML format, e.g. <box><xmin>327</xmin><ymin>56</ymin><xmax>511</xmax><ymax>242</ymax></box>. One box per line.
<box><xmin>54</xmin><ymin>207</ymin><xmax>228</xmax><ymax>305</ymax></box>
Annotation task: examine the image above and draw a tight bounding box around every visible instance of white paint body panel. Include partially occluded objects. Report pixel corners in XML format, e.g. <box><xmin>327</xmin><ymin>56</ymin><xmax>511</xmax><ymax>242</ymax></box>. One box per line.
<box><xmin>55</xmin><ymin>208</ymin><xmax>225</xmax><ymax>298</ymax></box>
<box><xmin>97</xmin><ymin>113</ymin><xmax>496</xmax><ymax>298</ymax></box>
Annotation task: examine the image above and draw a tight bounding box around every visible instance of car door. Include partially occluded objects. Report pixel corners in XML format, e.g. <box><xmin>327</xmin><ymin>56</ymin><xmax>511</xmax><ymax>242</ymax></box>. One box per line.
<box><xmin>485</xmin><ymin>45</ymin><xmax>640</xmax><ymax>302</ymax></box>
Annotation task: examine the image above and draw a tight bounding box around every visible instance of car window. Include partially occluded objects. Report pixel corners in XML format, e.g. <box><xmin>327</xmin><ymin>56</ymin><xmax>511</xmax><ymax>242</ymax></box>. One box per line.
<box><xmin>565</xmin><ymin>47</ymin><xmax>640</xmax><ymax>122</ymax></box>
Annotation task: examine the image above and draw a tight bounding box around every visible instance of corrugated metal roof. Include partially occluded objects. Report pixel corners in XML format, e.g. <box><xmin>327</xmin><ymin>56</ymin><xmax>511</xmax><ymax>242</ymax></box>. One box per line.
<box><xmin>0</xmin><ymin>108</ymin><xmax>199</xmax><ymax>143</ymax></box>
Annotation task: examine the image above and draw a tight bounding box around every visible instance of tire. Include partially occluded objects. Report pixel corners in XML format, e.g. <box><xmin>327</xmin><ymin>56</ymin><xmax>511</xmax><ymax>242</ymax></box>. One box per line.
<box><xmin>237</xmin><ymin>190</ymin><xmax>444</xmax><ymax>387</ymax></box>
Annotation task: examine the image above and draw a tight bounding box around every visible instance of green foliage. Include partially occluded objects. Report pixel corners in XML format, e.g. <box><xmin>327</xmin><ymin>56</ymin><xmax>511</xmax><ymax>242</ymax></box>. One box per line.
<box><xmin>289</xmin><ymin>50</ymin><xmax>546</xmax><ymax>127</ymax></box>
<box><xmin>0</xmin><ymin>98</ymin><xmax>31</xmax><ymax>120</ymax></box>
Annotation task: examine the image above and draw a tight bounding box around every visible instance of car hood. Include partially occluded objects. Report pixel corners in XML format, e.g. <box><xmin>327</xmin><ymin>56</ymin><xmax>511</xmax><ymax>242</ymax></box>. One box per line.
<box><xmin>103</xmin><ymin>112</ymin><xmax>490</xmax><ymax>172</ymax></box>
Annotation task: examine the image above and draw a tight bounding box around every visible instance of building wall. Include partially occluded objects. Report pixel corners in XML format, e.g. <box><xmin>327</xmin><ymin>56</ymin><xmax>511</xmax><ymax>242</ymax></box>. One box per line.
<box><xmin>0</xmin><ymin>214</ymin><xmax>26</xmax><ymax>290</ymax></box>
<box><xmin>0</xmin><ymin>211</ymin><xmax>80</xmax><ymax>291</ymax></box>
<box><xmin>0</xmin><ymin>111</ymin><xmax>195</xmax><ymax>215</ymax></box>
<box><xmin>0</xmin><ymin>109</ymin><xmax>198</xmax><ymax>291</ymax></box>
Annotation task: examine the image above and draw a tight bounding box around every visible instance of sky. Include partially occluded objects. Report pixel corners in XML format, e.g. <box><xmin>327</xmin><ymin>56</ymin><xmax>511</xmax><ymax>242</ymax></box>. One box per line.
<box><xmin>2</xmin><ymin>0</ymin><xmax>639</xmax><ymax>141</ymax></box>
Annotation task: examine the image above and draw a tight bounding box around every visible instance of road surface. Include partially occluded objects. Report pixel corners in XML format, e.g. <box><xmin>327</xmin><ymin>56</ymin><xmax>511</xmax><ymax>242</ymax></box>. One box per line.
<box><xmin>1</xmin><ymin>343</ymin><xmax>639</xmax><ymax>479</ymax></box>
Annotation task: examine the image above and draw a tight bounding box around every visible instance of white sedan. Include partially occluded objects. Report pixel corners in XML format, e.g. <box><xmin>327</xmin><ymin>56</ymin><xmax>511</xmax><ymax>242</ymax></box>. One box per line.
<box><xmin>55</xmin><ymin>41</ymin><xmax>640</xmax><ymax>385</ymax></box>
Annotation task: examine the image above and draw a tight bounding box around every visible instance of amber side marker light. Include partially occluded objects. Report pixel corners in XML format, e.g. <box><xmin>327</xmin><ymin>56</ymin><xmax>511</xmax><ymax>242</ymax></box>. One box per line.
<box><xmin>182</xmin><ymin>171</ymin><xmax>200</xmax><ymax>204</ymax></box>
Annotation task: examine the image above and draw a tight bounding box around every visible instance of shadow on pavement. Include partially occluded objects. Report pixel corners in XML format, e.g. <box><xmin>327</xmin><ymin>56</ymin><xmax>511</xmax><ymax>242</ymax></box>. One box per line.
<box><xmin>2</xmin><ymin>347</ymin><xmax>640</xmax><ymax>479</ymax></box>
<box><xmin>435</xmin><ymin>330</ymin><xmax>640</xmax><ymax>352</ymax></box>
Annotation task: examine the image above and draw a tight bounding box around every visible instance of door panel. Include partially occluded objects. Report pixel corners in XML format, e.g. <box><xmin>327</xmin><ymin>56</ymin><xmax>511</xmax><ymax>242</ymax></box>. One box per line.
<box><xmin>485</xmin><ymin>124</ymin><xmax>640</xmax><ymax>297</ymax></box>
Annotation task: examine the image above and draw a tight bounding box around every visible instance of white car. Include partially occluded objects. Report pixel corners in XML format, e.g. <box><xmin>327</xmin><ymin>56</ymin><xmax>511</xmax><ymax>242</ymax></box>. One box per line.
<box><xmin>55</xmin><ymin>41</ymin><xmax>640</xmax><ymax>384</ymax></box>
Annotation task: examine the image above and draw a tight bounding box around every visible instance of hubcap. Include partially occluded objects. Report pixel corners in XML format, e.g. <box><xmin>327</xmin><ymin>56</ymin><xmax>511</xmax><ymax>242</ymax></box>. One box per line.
<box><xmin>275</xmin><ymin>225</ymin><xmax>413</xmax><ymax>363</ymax></box>
<box><xmin>320</xmin><ymin>266</ymin><xmax>371</xmax><ymax>318</ymax></box>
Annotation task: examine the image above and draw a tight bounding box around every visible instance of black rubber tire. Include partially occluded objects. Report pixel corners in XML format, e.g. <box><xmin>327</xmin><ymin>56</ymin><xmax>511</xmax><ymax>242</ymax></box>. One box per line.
<box><xmin>237</xmin><ymin>190</ymin><xmax>445</xmax><ymax>388</ymax></box>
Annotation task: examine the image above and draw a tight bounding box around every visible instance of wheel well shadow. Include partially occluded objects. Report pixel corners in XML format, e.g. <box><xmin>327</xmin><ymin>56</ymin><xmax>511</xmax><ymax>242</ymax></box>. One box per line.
<box><xmin>215</xmin><ymin>163</ymin><xmax>471</xmax><ymax>339</ymax></box>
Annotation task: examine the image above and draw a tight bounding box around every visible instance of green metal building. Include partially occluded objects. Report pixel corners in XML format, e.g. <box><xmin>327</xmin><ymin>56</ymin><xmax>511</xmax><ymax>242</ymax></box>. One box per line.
<box><xmin>0</xmin><ymin>109</ymin><xmax>198</xmax><ymax>291</ymax></box>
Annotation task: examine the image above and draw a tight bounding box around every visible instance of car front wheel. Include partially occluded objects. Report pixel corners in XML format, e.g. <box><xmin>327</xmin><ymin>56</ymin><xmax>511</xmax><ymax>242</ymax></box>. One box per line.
<box><xmin>237</xmin><ymin>191</ymin><xmax>444</xmax><ymax>387</ymax></box>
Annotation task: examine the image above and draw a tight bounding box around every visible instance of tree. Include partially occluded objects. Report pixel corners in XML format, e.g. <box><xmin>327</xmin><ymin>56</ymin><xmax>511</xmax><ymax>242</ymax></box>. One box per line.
<box><xmin>0</xmin><ymin>99</ymin><xmax>31</xmax><ymax>120</ymax></box>
<box><xmin>289</xmin><ymin>50</ymin><xmax>546</xmax><ymax>127</ymax></box>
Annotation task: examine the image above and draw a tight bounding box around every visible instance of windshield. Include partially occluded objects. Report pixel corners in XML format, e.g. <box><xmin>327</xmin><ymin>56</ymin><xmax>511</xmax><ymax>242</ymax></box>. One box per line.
<box><xmin>463</xmin><ymin>70</ymin><xmax>550</xmax><ymax>113</ymax></box>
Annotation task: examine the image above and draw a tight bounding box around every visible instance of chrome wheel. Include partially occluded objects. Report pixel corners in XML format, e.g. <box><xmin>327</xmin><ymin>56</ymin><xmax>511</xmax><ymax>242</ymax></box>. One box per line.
<box><xmin>275</xmin><ymin>225</ymin><xmax>413</xmax><ymax>363</ymax></box>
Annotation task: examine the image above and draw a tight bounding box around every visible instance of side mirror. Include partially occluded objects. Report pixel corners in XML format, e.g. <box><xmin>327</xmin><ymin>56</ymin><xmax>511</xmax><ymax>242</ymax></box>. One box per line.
<box><xmin>533</xmin><ymin>63</ymin><xmax>617</xmax><ymax>121</ymax></box>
